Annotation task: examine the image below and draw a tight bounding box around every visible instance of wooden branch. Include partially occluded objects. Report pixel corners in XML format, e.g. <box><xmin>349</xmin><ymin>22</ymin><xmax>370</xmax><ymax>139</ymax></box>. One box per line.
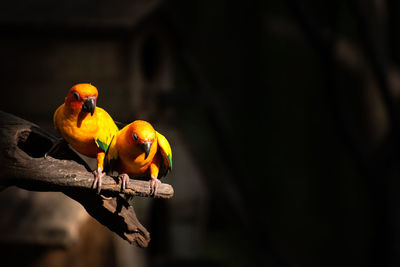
<box><xmin>0</xmin><ymin>111</ymin><xmax>174</xmax><ymax>198</ymax></box>
<box><xmin>65</xmin><ymin>191</ymin><xmax>150</xmax><ymax>247</ymax></box>
<box><xmin>0</xmin><ymin>110</ymin><xmax>174</xmax><ymax>247</ymax></box>
<box><xmin>10</xmin><ymin>152</ymin><xmax>173</xmax><ymax>199</ymax></box>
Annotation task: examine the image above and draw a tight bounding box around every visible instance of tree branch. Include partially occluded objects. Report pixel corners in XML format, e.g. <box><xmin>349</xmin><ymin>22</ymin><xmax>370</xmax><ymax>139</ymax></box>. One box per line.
<box><xmin>0</xmin><ymin>110</ymin><xmax>174</xmax><ymax>247</ymax></box>
<box><xmin>0</xmin><ymin>110</ymin><xmax>174</xmax><ymax>198</ymax></box>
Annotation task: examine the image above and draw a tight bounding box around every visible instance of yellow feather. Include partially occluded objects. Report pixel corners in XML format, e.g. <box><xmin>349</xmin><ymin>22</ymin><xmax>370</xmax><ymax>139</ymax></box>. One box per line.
<box><xmin>94</xmin><ymin>107</ymin><xmax>119</xmax><ymax>152</ymax></box>
<box><xmin>156</xmin><ymin>131</ymin><xmax>172</xmax><ymax>170</ymax></box>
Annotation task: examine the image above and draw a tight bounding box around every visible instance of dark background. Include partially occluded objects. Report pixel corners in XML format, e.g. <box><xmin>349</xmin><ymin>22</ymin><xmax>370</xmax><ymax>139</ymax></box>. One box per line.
<box><xmin>0</xmin><ymin>0</ymin><xmax>399</xmax><ymax>266</ymax></box>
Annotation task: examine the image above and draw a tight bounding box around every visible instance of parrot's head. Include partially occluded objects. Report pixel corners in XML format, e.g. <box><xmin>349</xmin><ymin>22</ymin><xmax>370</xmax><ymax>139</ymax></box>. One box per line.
<box><xmin>65</xmin><ymin>83</ymin><xmax>98</xmax><ymax>116</ymax></box>
<box><xmin>127</xmin><ymin>120</ymin><xmax>156</xmax><ymax>160</ymax></box>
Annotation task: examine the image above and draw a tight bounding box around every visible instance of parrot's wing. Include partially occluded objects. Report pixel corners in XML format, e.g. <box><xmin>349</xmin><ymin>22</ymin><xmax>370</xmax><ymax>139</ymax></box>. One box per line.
<box><xmin>94</xmin><ymin>107</ymin><xmax>119</xmax><ymax>153</ymax></box>
<box><xmin>106</xmin><ymin>136</ymin><xmax>119</xmax><ymax>161</ymax></box>
<box><xmin>104</xmin><ymin>134</ymin><xmax>119</xmax><ymax>174</ymax></box>
<box><xmin>53</xmin><ymin>104</ymin><xmax>64</xmax><ymax>133</ymax></box>
<box><xmin>156</xmin><ymin>131</ymin><xmax>172</xmax><ymax>177</ymax></box>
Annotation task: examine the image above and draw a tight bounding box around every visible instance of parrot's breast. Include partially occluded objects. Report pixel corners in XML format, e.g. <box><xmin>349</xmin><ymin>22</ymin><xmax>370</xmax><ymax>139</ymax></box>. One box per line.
<box><xmin>63</xmin><ymin>125</ymin><xmax>99</xmax><ymax>157</ymax></box>
<box><xmin>117</xmin><ymin>141</ymin><xmax>158</xmax><ymax>177</ymax></box>
<box><xmin>55</xmin><ymin>108</ymin><xmax>100</xmax><ymax>158</ymax></box>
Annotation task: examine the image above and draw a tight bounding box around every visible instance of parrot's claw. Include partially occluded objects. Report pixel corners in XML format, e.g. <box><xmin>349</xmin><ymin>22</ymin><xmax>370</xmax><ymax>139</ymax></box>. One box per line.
<box><xmin>149</xmin><ymin>177</ymin><xmax>161</xmax><ymax>196</ymax></box>
<box><xmin>118</xmin><ymin>173</ymin><xmax>130</xmax><ymax>192</ymax></box>
<box><xmin>92</xmin><ymin>167</ymin><xmax>105</xmax><ymax>194</ymax></box>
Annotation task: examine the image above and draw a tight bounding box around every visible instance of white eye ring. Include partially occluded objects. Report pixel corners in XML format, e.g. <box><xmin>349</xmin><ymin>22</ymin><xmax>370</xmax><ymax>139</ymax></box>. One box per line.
<box><xmin>73</xmin><ymin>92</ymin><xmax>80</xmax><ymax>101</ymax></box>
<box><xmin>132</xmin><ymin>132</ymin><xmax>138</xmax><ymax>141</ymax></box>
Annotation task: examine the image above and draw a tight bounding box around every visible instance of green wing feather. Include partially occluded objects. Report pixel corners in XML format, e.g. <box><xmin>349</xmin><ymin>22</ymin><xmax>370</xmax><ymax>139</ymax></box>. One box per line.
<box><xmin>94</xmin><ymin>107</ymin><xmax>119</xmax><ymax>154</ymax></box>
<box><xmin>167</xmin><ymin>154</ymin><xmax>172</xmax><ymax>170</ymax></box>
<box><xmin>95</xmin><ymin>138</ymin><xmax>109</xmax><ymax>152</ymax></box>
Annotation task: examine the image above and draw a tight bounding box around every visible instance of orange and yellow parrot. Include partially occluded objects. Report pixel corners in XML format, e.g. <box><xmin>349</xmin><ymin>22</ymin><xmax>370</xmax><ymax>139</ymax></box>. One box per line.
<box><xmin>106</xmin><ymin>120</ymin><xmax>172</xmax><ymax>195</ymax></box>
<box><xmin>53</xmin><ymin>83</ymin><xmax>118</xmax><ymax>193</ymax></box>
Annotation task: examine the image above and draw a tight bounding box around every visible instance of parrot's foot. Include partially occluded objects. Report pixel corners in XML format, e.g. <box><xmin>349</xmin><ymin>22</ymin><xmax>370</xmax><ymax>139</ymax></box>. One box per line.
<box><xmin>118</xmin><ymin>173</ymin><xmax>130</xmax><ymax>191</ymax></box>
<box><xmin>92</xmin><ymin>167</ymin><xmax>106</xmax><ymax>194</ymax></box>
<box><xmin>149</xmin><ymin>177</ymin><xmax>161</xmax><ymax>196</ymax></box>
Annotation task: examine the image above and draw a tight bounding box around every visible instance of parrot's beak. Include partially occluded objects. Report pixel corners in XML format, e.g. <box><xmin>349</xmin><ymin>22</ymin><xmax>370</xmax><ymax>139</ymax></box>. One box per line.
<box><xmin>82</xmin><ymin>97</ymin><xmax>96</xmax><ymax>116</ymax></box>
<box><xmin>140</xmin><ymin>142</ymin><xmax>152</xmax><ymax>159</ymax></box>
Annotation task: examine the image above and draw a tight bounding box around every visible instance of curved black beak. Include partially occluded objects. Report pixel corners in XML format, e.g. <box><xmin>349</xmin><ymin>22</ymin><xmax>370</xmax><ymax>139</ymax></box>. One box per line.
<box><xmin>140</xmin><ymin>142</ymin><xmax>152</xmax><ymax>159</ymax></box>
<box><xmin>82</xmin><ymin>97</ymin><xmax>96</xmax><ymax>116</ymax></box>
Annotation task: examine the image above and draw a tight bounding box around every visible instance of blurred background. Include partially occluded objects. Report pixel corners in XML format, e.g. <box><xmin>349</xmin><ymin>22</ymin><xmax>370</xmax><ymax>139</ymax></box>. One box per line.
<box><xmin>0</xmin><ymin>0</ymin><xmax>399</xmax><ymax>266</ymax></box>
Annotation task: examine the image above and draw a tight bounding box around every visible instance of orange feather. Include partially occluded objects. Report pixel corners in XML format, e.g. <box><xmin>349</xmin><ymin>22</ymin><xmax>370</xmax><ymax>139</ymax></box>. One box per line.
<box><xmin>53</xmin><ymin>83</ymin><xmax>118</xmax><ymax>170</ymax></box>
<box><xmin>106</xmin><ymin>120</ymin><xmax>172</xmax><ymax>193</ymax></box>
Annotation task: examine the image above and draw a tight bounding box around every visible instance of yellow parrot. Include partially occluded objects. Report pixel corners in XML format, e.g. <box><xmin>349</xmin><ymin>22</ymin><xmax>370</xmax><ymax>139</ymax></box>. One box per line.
<box><xmin>53</xmin><ymin>83</ymin><xmax>118</xmax><ymax>193</ymax></box>
<box><xmin>106</xmin><ymin>120</ymin><xmax>172</xmax><ymax>195</ymax></box>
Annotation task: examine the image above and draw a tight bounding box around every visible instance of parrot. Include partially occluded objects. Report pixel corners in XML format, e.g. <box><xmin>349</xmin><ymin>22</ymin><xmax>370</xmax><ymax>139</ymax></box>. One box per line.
<box><xmin>106</xmin><ymin>120</ymin><xmax>172</xmax><ymax>195</ymax></box>
<box><xmin>53</xmin><ymin>83</ymin><xmax>119</xmax><ymax>193</ymax></box>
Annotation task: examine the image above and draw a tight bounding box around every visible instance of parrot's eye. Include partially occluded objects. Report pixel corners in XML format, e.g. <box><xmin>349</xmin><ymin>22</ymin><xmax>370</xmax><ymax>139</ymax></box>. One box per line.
<box><xmin>73</xmin><ymin>92</ymin><xmax>80</xmax><ymax>101</ymax></box>
<box><xmin>132</xmin><ymin>133</ymin><xmax>138</xmax><ymax>141</ymax></box>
